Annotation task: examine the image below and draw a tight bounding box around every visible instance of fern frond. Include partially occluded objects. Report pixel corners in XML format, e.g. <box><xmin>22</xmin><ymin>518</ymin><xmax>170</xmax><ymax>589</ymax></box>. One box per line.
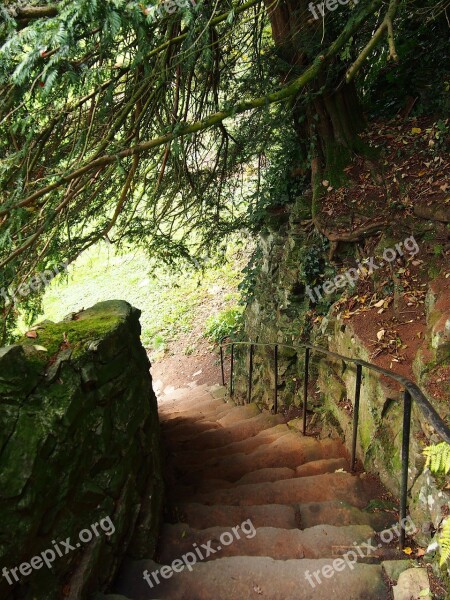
<box><xmin>423</xmin><ymin>442</ymin><xmax>450</xmax><ymax>476</ymax></box>
<box><xmin>439</xmin><ymin>518</ymin><xmax>450</xmax><ymax>566</ymax></box>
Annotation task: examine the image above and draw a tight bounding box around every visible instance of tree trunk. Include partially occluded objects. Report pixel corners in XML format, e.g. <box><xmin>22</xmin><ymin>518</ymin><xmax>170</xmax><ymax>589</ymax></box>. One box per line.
<box><xmin>264</xmin><ymin>0</ymin><xmax>368</xmax><ymax>211</ymax></box>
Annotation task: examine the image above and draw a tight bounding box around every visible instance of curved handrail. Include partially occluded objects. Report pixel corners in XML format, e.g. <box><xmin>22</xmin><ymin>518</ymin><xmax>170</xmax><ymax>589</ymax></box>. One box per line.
<box><xmin>219</xmin><ymin>338</ymin><xmax>450</xmax><ymax>443</ymax></box>
<box><xmin>219</xmin><ymin>336</ymin><xmax>450</xmax><ymax>548</ymax></box>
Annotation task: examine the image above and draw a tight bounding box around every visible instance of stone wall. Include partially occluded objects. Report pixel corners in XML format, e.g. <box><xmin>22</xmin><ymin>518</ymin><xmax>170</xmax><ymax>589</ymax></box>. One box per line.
<box><xmin>0</xmin><ymin>300</ymin><xmax>163</xmax><ymax>600</ymax></box>
<box><xmin>234</xmin><ymin>203</ymin><xmax>449</xmax><ymax>571</ymax></box>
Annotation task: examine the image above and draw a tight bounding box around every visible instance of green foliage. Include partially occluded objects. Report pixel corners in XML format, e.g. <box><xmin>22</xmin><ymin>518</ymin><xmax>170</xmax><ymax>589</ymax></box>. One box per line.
<box><xmin>424</xmin><ymin>442</ymin><xmax>450</xmax><ymax>477</ymax></box>
<box><xmin>238</xmin><ymin>246</ymin><xmax>262</xmax><ymax>305</ymax></box>
<box><xmin>423</xmin><ymin>442</ymin><xmax>450</xmax><ymax>565</ymax></box>
<box><xmin>39</xmin><ymin>239</ymin><xmax>244</xmax><ymax>351</ymax></box>
<box><xmin>0</xmin><ymin>0</ymin><xmax>448</xmax><ymax>343</ymax></box>
<box><xmin>0</xmin><ymin>0</ymin><xmax>262</xmax><ymax>338</ymax></box>
<box><xmin>362</xmin><ymin>3</ymin><xmax>450</xmax><ymax>117</ymax></box>
<box><xmin>298</xmin><ymin>235</ymin><xmax>332</xmax><ymax>285</ymax></box>
<box><xmin>439</xmin><ymin>518</ymin><xmax>450</xmax><ymax>566</ymax></box>
<box><xmin>204</xmin><ymin>306</ymin><xmax>244</xmax><ymax>344</ymax></box>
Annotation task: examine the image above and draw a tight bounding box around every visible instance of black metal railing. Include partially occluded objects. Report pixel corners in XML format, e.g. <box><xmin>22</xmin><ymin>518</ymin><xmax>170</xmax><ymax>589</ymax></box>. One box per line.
<box><xmin>219</xmin><ymin>337</ymin><xmax>450</xmax><ymax>548</ymax></box>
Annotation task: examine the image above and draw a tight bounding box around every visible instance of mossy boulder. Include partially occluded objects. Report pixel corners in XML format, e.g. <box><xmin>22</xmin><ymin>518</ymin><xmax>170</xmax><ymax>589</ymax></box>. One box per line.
<box><xmin>0</xmin><ymin>301</ymin><xmax>163</xmax><ymax>600</ymax></box>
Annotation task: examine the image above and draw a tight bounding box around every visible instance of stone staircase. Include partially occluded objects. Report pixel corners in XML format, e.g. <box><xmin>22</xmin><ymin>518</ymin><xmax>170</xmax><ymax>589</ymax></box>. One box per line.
<box><xmin>108</xmin><ymin>384</ymin><xmax>428</xmax><ymax>600</ymax></box>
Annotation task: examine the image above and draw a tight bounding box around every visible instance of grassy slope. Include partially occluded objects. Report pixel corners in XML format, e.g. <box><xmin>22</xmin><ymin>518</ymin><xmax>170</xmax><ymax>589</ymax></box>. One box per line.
<box><xmin>41</xmin><ymin>241</ymin><xmax>245</xmax><ymax>351</ymax></box>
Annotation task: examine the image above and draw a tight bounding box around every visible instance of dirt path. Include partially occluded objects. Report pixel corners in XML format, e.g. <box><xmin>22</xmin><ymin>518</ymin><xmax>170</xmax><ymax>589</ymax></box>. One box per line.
<box><xmin>150</xmin><ymin>337</ymin><xmax>222</xmax><ymax>396</ymax></box>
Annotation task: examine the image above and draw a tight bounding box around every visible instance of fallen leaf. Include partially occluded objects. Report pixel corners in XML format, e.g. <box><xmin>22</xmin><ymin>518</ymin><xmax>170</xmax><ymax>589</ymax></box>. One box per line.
<box><xmin>418</xmin><ymin>588</ymin><xmax>430</xmax><ymax>598</ymax></box>
<box><xmin>374</xmin><ymin>299</ymin><xmax>385</xmax><ymax>308</ymax></box>
<box><xmin>402</xmin><ymin>546</ymin><xmax>413</xmax><ymax>555</ymax></box>
<box><xmin>411</xmin><ymin>127</ymin><xmax>422</xmax><ymax>134</ymax></box>
<box><xmin>377</xmin><ymin>329</ymin><xmax>386</xmax><ymax>341</ymax></box>
<box><xmin>322</xmin><ymin>180</ymin><xmax>329</xmax><ymax>187</ymax></box>
<box><xmin>26</xmin><ymin>331</ymin><xmax>38</xmax><ymax>339</ymax></box>
<box><xmin>33</xmin><ymin>345</ymin><xmax>48</xmax><ymax>352</ymax></box>
<box><xmin>416</xmin><ymin>548</ymin><xmax>426</xmax><ymax>557</ymax></box>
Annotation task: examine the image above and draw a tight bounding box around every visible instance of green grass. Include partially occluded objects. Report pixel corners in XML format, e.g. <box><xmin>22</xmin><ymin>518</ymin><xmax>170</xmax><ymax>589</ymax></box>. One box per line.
<box><xmin>40</xmin><ymin>241</ymin><xmax>245</xmax><ymax>351</ymax></box>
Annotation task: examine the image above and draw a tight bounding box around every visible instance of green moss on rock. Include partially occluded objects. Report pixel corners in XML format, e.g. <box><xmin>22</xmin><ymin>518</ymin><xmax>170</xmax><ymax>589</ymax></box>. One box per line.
<box><xmin>0</xmin><ymin>301</ymin><xmax>163</xmax><ymax>600</ymax></box>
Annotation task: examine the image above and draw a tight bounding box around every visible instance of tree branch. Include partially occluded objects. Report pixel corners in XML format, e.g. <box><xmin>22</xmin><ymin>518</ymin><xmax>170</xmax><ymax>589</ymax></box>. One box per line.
<box><xmin>346</xmin><ymin>0</ymin><xmax>399</xmax><ymax>82</ymax></box>
<box><xmin>0</xmin><ymin>0</ymin><xmax>383</xmax><ymax>225</ymax></box>
<box><xmin>13</xmin><ymin>5</ymin><xmax>59</xmax><ymax>21</ymax></box>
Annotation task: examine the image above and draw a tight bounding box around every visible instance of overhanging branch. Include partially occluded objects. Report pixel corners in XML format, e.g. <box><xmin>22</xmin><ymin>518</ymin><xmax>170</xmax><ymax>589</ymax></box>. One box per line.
<box><xmin>346</xmin><ymin>0</ymin><xmax>399</xmax><ymax>82</ymax></box>
<box><xmin>0</xmin><ymin>0</ymin><xmax>382</xmax><ymax>223</ymax></box>
<box><xmin>13</xmin><ymin>5</ymin><xmax>59</xmax><ymax>21</ymax></box>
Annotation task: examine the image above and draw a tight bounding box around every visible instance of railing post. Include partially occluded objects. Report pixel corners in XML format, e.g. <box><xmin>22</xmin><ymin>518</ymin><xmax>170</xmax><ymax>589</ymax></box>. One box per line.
<box><xmin>230</xmin><ymin>344</ymin><xmax>234</xmax><ymax>397</ymax></box>
<box><xmin>248</xmin><ymin>343</ymin><xmax>254</xmax><ymax>404</ymax></box>
<box><xmin>302</xmin><ymin>347</ymin><xmax>310</xmax><ymax>435</ymax></box>
<box><xmin>274</xmin><ymin>345</ymin><xmax>278</xmax><ymax>414</ymax></box>
<box><xmin>400</xmin><ymin>389</ymin><xmax>412</xmax><ymax>549</ymax></box>
<box><xmin>351</xmin><ymin>364</ymin><xmax>362</xmax><ymax>472</ymax></box>
<box><xmin>220</xmin><ymin>345</ymin><xmax>225</xmax><ymax>386</ymax></box>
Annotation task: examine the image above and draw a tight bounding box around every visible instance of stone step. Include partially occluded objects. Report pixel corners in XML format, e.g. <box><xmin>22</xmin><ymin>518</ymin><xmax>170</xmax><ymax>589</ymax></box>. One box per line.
<box><xmin>161</xmin><ymin>404</ymin><xmax>262</xmax><ymax>440</ymax></box>
<box><xmin>190</xmin><ymin>472</ymin><xmax>372</xmax><ymax>508</ymax></box>
<box><xmin>215</xmin><ymin>403</ymin><xmax>262</xmax><ymax>426</ymax></box>
<box><xmin>159</xmin><ymin>401</ymin><xmax>236</xmax><ymax>424</ymax></box>
<box><xmin>171</xmin><ymin>458</ymin><xmax>351</xmax><ymax>498</ymax></box>
<box><xmin>299</xmin><ymin>500</ymin><xmax>397</xmax><ymax>531</ymax></box>
<box><xmin>171</xmin><ymin>458</ymin><xmax>352</xmax><ymax>500</ymax></box>
<box><xmin>175</xmin><ymin>437</ymin><xmax>347</xmax><ymax>484</ymax></box>
<box><xmin>158</xmin><ymin>385</ymin><xmax>209</xmax><ymax>403</ymax></box>
<box><xmin>116</xmin><ymin>385</ymin><xmax>400</xmax><ymax>600</ymax></box>
<box><xmin>158</xmin><ymin>395</ymin><xmax>227</xmax><ymax>418</ymax></box>
<box><xmin>114</xmin><ymin>556</ymin><xmax>388</xmax><ymax>600</ymax></box>
<box><xmin>161</xmin><ymin>419</ymin><xmax>222</xmax><ymax>439</ymax></box>
<box><xmin>170</xmin><ymin>412</ymin><xmax>285</xmax><ymax>449</ymax></box>
<box><xmin>156</xmin><ymin>523</ymin><xmax>374</xmax><ymax>563</ymax></box>
<box><xmin>173</xmin><ymin>424</ymin><xmax>292</xmax><ymax>464</ymax></box>
<box><xmin>176</xmin><ymin>503</ymin><xmax>299</xmax><ymax>530</ymax></box>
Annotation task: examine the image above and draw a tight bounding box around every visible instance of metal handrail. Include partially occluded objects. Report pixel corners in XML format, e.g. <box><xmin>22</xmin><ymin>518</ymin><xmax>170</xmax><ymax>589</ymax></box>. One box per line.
<box><xmin>219</xmin><ymin>337</ymin><xmax>450</xmax><ymax>548</ymax></box>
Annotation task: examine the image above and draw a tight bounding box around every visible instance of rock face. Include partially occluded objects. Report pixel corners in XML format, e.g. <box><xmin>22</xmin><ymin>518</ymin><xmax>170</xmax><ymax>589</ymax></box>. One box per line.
<box><xmin>0</xmin><ymin>301</ymin><xmax>163</xmax><ymax>600</ymax></box>
<box><xmin>233</xmin><ymin>205</ymin><xmax>449</xmax><ymax>573</ymax></box>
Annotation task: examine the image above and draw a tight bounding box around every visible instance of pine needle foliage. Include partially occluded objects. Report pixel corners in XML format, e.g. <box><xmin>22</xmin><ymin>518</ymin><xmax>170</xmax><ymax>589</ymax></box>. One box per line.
<box><xmin>0</xmin><ymin>0</ymin><xmax>448</xmax><ymax>340</ymax></box>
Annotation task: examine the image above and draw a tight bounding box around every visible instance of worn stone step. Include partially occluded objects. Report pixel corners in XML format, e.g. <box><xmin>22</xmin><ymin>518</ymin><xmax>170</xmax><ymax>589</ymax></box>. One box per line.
<box><xmin>114</xmin><ymin>556</ymin><xmax>388</xmax><ymax>600</ymax></box>
<box><xmin>158</xmin><ymin>395</ymin><xmax>227</xmax><ymax>418</ymax></box>
<box><xmin>174</xmin><ymin>424</ymin><xmax>292</xmax><ymax>465</ymax></box>
<box><xmin>171</xmin><ymin>412</ymin><xmax>285</xmax><ymax>449</ymax></box>
<box><xmin>158</xmin><ymin>385</ymin><xmax>209</xmax><ymax>403</ymax></box>
<box><xmin>295</xmin><ymin>457</ymin><xmax>349</xmax><ymax>477</ymax></box>
<box><xmin>299</xmin><ymin>500</ymin><xmax>397</xmax><ymax>531</ymax></box>
<box><xmin>191</xmin><ymin>472</ymin><xmax>372</xmax><ymax>508</ymax></box>
<box><xmin>156</xmin><ymin>523</ymin><xmax>374</xmax><ymax>563</ymax></box>
<box><xmin>173</xmin><ymin>458</ymin><xmax>351</xmax><ymax>498</ymax></box>
<box><xmin>176</xmin><ymin>503</ymin><xmax>299</xmax><ymax>530</ymax></box>
<box><xmin>215</xmin><ymin>403</ymin><xmax>262</xmax><ymax>426</ymax></box>
<box><xmin>176</xmin><ymin>437</ymin><xmax>347</xmax><ymax>484</ymax></box>
<box><xmin>162</xmin><ymin>404</ymin><xmax>263</xmax><ymax>440</ymax></box>
<box><xmin>162</xmin><ymin>419</ymin><xmax>222</xmax><ymax>439</ymax></box>
<box><xmin>160</xmin><ymin>400</ymin><xmax>236</xmax><ymax>424</ymax></box>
